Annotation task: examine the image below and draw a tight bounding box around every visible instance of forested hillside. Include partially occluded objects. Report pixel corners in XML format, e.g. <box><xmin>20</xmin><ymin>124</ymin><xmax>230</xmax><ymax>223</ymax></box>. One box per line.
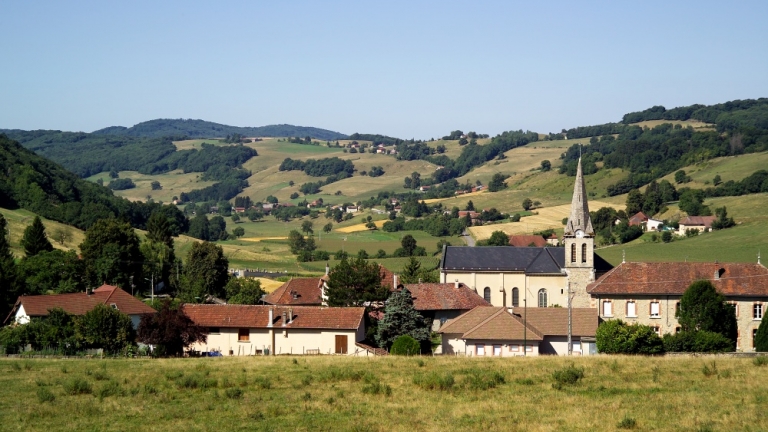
<box><xmin>0</xmin><ymin>134</ymin><xmax>186</xmax><ymax>232</ymax></box>
<box><xmin>556</xmin><ymin>99</ymin><xmax>768</xmax><ymax>195</ymax></box>
<box><xmin>92</xmin><ymin>119</ymin><xmax>347</xmax><ymax>140</ymax></box>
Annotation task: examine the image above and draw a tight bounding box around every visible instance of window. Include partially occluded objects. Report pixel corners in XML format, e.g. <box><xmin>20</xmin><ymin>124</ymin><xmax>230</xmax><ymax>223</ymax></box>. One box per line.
<box><xmin>754</xmin><ymin>329</ymin><xmax>759</xmax><ymax>349</ymax></box>
<box><xmin>525</xmin><ymin>345</ymin><xmax>533</xmax><ymax>352</ymax></box>
<box><xmin>754</xmin><ymin>303</ymin><xmax>763</xmax><ymax>320</ymax></box>
<box><xmin>572</xmin><ymin>341</ymin><xmax>581</xmax><ymax>352</ymax></box>
<box><xmin>650</xmin><ymin>301</ymin><xmax>660</xmax><ymax>318</ymax></box>
<box><xmin>483</xmin><ymin>287</ymin><xmax>491</xmax><ymax>303</ymax></box>
<box><xmin>675</xmin><ymin>301</ymin><xmax>680</xmax><ymax>316</ymax></box>
<box><xmin>581</xmin><ymin>243</ymin><xmax>587</xmax><ymax>263</ymax></box>
<box><xmin>512</xmin><ymin>288</ymin><xmax>519</xmax><ymax>307</ymax></box>
<box><xmin>538</xmin><ymin>289</ymin><xmax>547</xmax><ymax>308</ymax></box>
<box><xmin>238</xmin><ymin>328</ymin><xmax>249</xmax><ymax>342</ymax></box>
<box><xmin>209</xmin><ymin>327</ymin><xmax>220</xmax><ymax>334</ymax></box>
<box><xmin>476</xmin><ymin>344</ymin><xmax>485</xmax><ymax>356</ymax></box>
<box><xmin>651</xmin><ymin>326</ymin><xmax>660</xmax><ymax>337</ymax></box>
<box><xmin>493</xmin><ymin>345</ymin><xmax>502</xmax><ymax>356</ymax></box>
<box><xmin>509</xmin><ymin>344</ymin><xmax>520</xmax><ymax>352</ymax></box>
<box><xmin>570</xmin><ymin>243</ymin><xmax>576</xmax><ymax>263</ymax></box>
<box><xmin>728</xmin><ymin>302</ymin><xmax>739</xmax><ymax>317</ymax></box>
<box><xmin>110</xmin><ymin>303</ymin><xmax>118</xmax><ymax>310</ymax></box>
<box><xmin>602</xmin><ymin>300</ymin><xmax>612</xmax><ymax>317</ymax></box>
<box><xmin>675</xmin><ymin>327</ymin><xmax>681</xmax><ymax>334</ymax></box>
<box><xmin>626</xmin><ymin>301</ymin><xmax>636</xmax><ymax>317</ymax></box>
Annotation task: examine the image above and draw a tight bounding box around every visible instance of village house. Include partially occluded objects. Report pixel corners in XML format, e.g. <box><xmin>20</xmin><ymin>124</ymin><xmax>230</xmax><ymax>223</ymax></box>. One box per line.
<box><xmin>678</xmin><ymin>215</ymin><xmax>717</xmax><ymax>235</ymax></box>
<box><xmin>439</xmin><ymin>306</ymin><xmax>598</xmax><ymax>357</ymax></box>
<box><xmin>401</xmin><ymin>281</ymin><xmax>490</xmax><ymax>332</ymax></box>
<box><xmin>263</xmin><ymin>278</ymin><xmax>325</xmax><ymax>306</ymax></box>
<box><xmin>5</xmin><ymin>285</ymin><xmax>156</xmax><ymax>329</ymax></box>
<box><xmin>346</xmin><ymin>205</ymin><xmax>359</xmax><ymax>213</ymax></box>
<box><xmin>183</xmin><ymin>305</ymin><xmax>366</xmax><ymax>356</ymax></box>
<box><xmin>629</xmin><ymin>211</ymin><xmax>648</xmax><ymax>227</ymax></box>
<box><xmin>588</xmin><ymin>261</ymin><xmax>768</xmax><ymax>351</ymax></box>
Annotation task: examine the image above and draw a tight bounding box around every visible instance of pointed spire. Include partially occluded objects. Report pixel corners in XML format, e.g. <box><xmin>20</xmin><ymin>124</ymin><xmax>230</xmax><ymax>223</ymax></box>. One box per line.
<box><xmin>564</xmin><ymin>157</ymin><xmax>594</xmax><ymax>237</ymax></box>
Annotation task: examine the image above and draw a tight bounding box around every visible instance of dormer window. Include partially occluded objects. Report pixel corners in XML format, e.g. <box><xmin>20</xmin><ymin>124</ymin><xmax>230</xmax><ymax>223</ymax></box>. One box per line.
<box><xmin>110</xmin><ymin>303</ymin><xmax>118</xmax><ymax>310</ymax></box>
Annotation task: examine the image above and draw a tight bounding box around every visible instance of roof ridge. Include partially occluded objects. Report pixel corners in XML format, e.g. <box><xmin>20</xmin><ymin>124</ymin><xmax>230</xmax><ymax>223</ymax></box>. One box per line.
<box><xmin>461</xmin><ymin>307</ymin><xmax>506</xmax><ymax>336</ymax></box>
<box><xmin>509</xmin><ymin>310</ymin><xmax>544</xmax><ymax>339</ymax></box>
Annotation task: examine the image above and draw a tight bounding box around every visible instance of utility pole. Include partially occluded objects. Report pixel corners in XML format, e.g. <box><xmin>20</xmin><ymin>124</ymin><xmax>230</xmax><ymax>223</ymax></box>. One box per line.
<box><xmin>523</xmin><ymin>297</ymin><xmax>527</xmax><ymax>357</ymax></box>
<box><xmin>151</xmin><ymin>272</ymin><xmax>155</xmax><ymax>303</ymax></box>
<box><xmin>568</xmin><ymin>281</ymin><xmax>573</xmax><ymax>356</ymax></box>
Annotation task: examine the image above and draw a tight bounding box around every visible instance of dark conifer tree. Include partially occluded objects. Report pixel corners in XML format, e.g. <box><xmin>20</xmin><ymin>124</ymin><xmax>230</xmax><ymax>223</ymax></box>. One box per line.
<box><xmin>21</xmin><ymin>216</ymin><xmax>53</xmax><ymax>257</ymax></box>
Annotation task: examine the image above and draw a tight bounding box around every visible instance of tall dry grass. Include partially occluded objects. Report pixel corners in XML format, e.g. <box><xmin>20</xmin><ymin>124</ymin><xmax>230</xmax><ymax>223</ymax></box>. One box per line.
<box><xmin>0</xmin><ymin>355</ymin><xmax>766</xmax><ymax>431</ymax></box>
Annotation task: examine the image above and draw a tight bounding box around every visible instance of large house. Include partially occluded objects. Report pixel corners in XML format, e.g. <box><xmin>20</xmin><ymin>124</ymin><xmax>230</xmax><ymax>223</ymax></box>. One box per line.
<box><xmin>183</xmin><ymin>305</ymin><xmax>366</xmax><ymax>356</ymax></box>
<box><xmin>5</xmin><ymin>285</ymin><xmax>156</xmax><ymax>329</ymax></box>
<box><xmin>263</xmin><ymin>278</ymin><xmax>325</xmax><ymax>306</ymax></box>
<box><xmin>588</xmin><ymin>261</ymin><xmax>768</xmax><ymax>351</ymax></box>
<box><xmin>439</xmin><ymin>306</ymin><xmax>598</xmax><ymax>357</ymax></box>
<box><xmin>401</xmin><ymin>282</ymin><xmax>490</xmax><ymax>331</ymax></box>
<box><xmin>678</xmin><ymin>215</ymin><xmax>717</xmax><ymax>235</ymax></box>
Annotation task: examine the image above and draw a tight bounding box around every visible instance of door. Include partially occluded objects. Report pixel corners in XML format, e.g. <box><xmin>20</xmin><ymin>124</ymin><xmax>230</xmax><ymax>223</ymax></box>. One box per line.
<box><xmin>335</xmin><ymin>335</ymin><xmax>348</xmax><ymax>354</ymax></box>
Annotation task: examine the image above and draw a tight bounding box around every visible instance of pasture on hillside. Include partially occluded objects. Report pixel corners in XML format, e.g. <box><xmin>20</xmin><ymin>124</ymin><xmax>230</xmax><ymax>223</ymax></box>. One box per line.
<box><xmin>89</xmin><ymin>170</ymin><xmax>217</xmax><ymax>203</ymax></box>
<box><xmin>2</xmin><ymin>356</ymin><xmax>767</xmax><ymax>431</ymax></box>
<box><xmin>0</xmin><ymin>208</ymin><xmax>84</xmax><ymax>258</ymax></box>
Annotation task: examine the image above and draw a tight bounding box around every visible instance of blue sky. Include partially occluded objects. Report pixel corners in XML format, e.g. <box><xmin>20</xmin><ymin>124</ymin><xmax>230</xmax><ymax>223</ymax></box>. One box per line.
<box><xmin>1</xmin><ymin>1</ymin><xmax>766</xmax><ymax>138</ymax></box>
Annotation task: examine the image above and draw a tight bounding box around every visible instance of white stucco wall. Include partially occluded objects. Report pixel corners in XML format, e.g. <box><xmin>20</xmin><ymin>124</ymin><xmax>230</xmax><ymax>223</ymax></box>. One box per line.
<box><xmin>440</xmin><ymin>271</ymin><xmax>569</xmax><ymax>308</ymax></box>
<box><xmin>466</xmin><ymin>340</ymin><xmax>539</xmax><ymax>357</ymax></box>
<box><xmin>190</xmin><ymin>326</ymin><xmax>362</xmax><ymax>356</ymax></box>
<box><xmin>14</xmin><ymin>305</ymin><xmax>29</xmax><ymax>324</ymax></box>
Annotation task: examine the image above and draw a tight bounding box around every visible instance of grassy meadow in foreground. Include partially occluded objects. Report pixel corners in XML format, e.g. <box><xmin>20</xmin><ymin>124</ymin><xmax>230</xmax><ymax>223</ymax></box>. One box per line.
<box><xmin>1</xmin><ymin>356</ymin><xmax>767</xmax><ymax>431</ymax></box>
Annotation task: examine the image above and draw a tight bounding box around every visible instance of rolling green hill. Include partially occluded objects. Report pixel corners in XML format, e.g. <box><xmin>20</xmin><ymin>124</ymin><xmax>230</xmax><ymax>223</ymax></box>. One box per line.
<box><xmin>92</xmin><ymin>119</ymin><xmax>347</xmax><ymax>140</ymax></box>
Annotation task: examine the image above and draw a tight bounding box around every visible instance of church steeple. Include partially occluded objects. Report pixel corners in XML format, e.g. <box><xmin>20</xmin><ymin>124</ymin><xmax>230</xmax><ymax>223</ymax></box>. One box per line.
<box><xmin>564</xmin><ymin>157</ymin><xmax>594</xmax><ymax>237</ymax></box>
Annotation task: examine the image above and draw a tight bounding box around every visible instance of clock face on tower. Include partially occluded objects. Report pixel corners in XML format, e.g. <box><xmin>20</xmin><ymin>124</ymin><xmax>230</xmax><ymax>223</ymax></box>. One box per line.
<box><xmin>575</xmin><ymin>230</ymin><xmax>584</xmax><ymax>238</ymax></box>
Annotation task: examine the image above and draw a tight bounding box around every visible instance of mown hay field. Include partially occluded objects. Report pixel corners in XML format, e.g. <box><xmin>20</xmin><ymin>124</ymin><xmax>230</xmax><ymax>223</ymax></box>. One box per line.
<box><xmin>1</xmin><ymin>355</ymin><xmax>766</xmax><ymax>431</ymax></box>
<box><xmin>0</xmin><ymin>208</ymin><xmax>85</xmax><ymax>258</ymax></box>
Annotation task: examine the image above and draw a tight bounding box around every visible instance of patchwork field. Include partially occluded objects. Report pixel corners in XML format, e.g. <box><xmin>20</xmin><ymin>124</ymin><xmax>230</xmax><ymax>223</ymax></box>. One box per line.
<box><xmin>1</xmin><ymin>356</ymin><xmax>767</xmax><ymax>431</ymax></box>
<box><xmin>468</xmin><ymin>200</ymin><xmax>623</xmax><ymax>240</ymax></box>
<box><xmin>88</xmin><ymin>170</ymin><xmax>217</xmax><ymax>203</ymax></box>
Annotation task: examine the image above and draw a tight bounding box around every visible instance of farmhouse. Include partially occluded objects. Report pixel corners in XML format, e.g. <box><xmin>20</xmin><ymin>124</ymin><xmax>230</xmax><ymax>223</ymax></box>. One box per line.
<box><xmin>678</xmin><ymin>215</ymin><xmax>717</xmax><ymax>235</ymax></box>
<box><xmin>183</xmin><ymin>305</ymin><xmax>366</xmax><ymax>356</ymax></box>
<box><xmin>439</xmin><ymin>306</ymin><xmax>598</xmax><ymax>357</ymax></box>
<box><xmin>5</xmin><ymin>285</ymin><xmax>156</xmax><ymax>329</ymax></box>
<box><xmin>588</xmin><ymin>261</ymin><xmax>768</xmax><ymax>351</ymax></box>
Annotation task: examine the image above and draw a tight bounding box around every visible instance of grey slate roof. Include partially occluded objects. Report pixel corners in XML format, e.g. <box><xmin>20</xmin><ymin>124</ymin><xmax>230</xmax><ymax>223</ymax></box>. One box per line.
<box><xmin>440</xmin><ymin>246</ymin><xmax>613</xmax><ymax>274</ymax></box>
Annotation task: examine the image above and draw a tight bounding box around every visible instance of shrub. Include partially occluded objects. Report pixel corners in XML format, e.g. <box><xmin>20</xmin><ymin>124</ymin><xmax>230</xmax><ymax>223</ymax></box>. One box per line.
<box><xmin>361</xmin><ymin>381</ymin><xmax>392</xmax><ymax>396</ymax></box>
<box><xmin>390</xmin><ymin>335</ymin><xmax>421</xmax><ymax>356</ymax></box>
<box><xmin>463</xmin><ymin>369</ymin><xmax>505</xmax><ymax>390</ymax></box>
<box><xmin>662</xmin><ymin>331</ymin><xmax>733</xmax><ymax>353</ymax></box>
<box><xmin>254</xmin><ymin>376</ymin><xmax>272</xmax><ymax>389</ymax></box>
<box><xmin>753</xmin><ymin>356</ymin><xmax>768</xmax><ymax>366</ymax></box>
<box><xmin>96</xmin><ymin>381</ymin><xmax>124</xmax><ymax>399</ymax></box>
<box><xmin>225</xmin><ymin>388</ymin><xmax>243</xmax><ymax>399</ymax></box>
<box><xmin>596</xmin><ymin>320</ymin><xmax>664</xmax><ymax>354</ymax></box>
<box><xmin>552</xmin><ymin>364</ymin><xmax>584</xmax><ymax>388</ymax></box>
<box><xmin>37</xmin><ymin>387</ymin><xmax>56</xmax><ymax>403</ymax></box>
<box><xmin>413</xmin><ymin>371</ymin><xmax>455</xmax><ymax>391</ymax></box>
<box><xmin>702</xmin><ymin>361</ymin><xmax>718</xmax><ymax>377</ymax></box>
<box><xmin>755</xmin><ymin>313</ymin><xmax>768</xmax><ymax>352</ymax></box>
<box><xmin>617</xmin><ymin>416</ymin><xmax>637</xmax><ymax>429</ymax></box>
<box><xmin>64</xmin><ymin>378</ymin><xmax>93</xmax><ymax>395</ymax></box>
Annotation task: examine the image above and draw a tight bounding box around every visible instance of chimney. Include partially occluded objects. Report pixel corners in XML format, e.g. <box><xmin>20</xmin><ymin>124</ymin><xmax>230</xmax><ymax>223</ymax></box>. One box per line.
<box><xmin>268</xmin><ymin>308</ymin><xmax>274</xmax><ymax>328</ymax></box>
<box><xmin>325</xmin><ymin>262</ymin><xmax>330</xmax><ymax>276</ymax></box>
<box><xmin>282</xmin><ymin>311</ymin><xmax>287</xmax><ymax>327</ymax></box>
<box><xmin>393</xmin><ymin>274</ymin><xmax>398</xmax><ymax>288</ymax></box>
<box><xmin>288</xmin><ymin>308</ymin><xmax>293</xmax><ymax>324</ymax></box>
<box><xmin>454</xmin><ymin>279</ymin><xmax>459</xmax><ymax>289</ymax></box>
<box><xmin>86</xmin><ymin>287</ymin><xmax>92</xmax><ymax>296</ymax></box>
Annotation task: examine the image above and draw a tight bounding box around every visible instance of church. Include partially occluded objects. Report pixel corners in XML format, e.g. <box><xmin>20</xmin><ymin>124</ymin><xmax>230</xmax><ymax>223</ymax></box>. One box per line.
<box><xmin>439</xmin><ymin>157</ymin><xmax>612</xmax><ymax>310</ymax></box>
<box><xmin>439</xmin><ymin>157</ymin><xmax>768</xmax><ymax>351</ymax></box>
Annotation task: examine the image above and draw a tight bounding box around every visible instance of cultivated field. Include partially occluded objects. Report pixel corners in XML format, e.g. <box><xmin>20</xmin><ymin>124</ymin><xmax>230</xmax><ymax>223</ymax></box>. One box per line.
<box><xmin>631</xmin><ymin>119</ymin><xmax>715</xmax><ymax>131</ymax></box>
<box><xmin>468</xmin><ymin>200</ymin><xmax>623</xmax><ymax>240</ymax></box>
<box><xmin>88</xmin><ymin>170</ymin><xmax>217</xmax><ymax>203</ymax></box>
<box><xmin>1</xmin><ymin>355</ymin><xmax>766</xmax><ymax>431</ymax></box>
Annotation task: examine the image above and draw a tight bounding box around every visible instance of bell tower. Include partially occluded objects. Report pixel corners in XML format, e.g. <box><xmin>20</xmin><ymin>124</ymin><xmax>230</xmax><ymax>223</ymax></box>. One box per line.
<box><xmin>563</xmin><ymin>157</ymin><xmax>595</xmax><ymax>308</ymax></box>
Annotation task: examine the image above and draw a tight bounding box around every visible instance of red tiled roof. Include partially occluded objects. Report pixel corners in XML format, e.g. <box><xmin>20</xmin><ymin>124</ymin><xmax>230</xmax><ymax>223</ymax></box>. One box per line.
<box><xmin>679</xmin><ymin>216</ymin><xmax>716</xmax><ymax>228</ymax></box>
<box><xmin>508</xmin><ymin>235</ymin><xmax>547</xmax><ymax>247</ymax></box>
<box><xmin>379</xmin><ymin>265</ymin><xmax>395</xmax><ymax>290</ymax></box>
<box><xmin>182</xmin><ymin>305</ymin><xmax>364</xmax><ymax>330</ymax></box>
<box><xmin>439</xmin><ymin>306</ymin><xmax>597</xmax><ymax>339</ymax></box>
<box><xmin>629</xmin><ymin>212</ymin><xmax>648</xmax><ymax>226</ymax></box>
<box><xmin>403</xmin><ymin>283</ymin><xmax>490</xmax><ymax>311</ymax></box>
<box><xmin>587</xmin><ymin>262</ymin><xmax>768</xmax><ymax>297</ymax></box>
<box><xmin>263</xmin><ymin>278</ymin><xmax>323</xmax><ymax>306</ymax></box>
<box><xmin>515</xmin><ymin>307</ymin><xmax>598</xmax><ymax>337</ymax></box>
<box><xmin>10</xmin><ymin>285</ymin><xmax>155</xmax><ymax>322</ymax></box>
